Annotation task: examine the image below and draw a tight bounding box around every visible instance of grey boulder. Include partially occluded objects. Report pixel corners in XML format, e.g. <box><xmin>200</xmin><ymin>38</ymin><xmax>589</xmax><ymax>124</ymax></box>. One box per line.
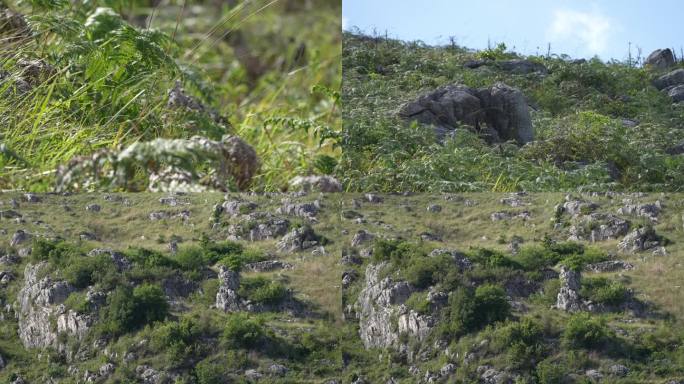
<box><xmin>645</xmin><ymin>48</ymin><xmax>675</xmax><ymax>69</ymax></box>
<box><xmin>398</xmin><ymin>82</ymin><xmax>533</xmax><ymax>145</ymax></box>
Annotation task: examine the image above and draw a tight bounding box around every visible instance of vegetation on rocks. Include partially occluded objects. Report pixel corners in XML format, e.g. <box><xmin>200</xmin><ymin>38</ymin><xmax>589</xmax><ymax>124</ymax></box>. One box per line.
<box><xmin>341</xmin><ymin>32</ymin><xmax>684</xmax><ymax>192</ymax></box>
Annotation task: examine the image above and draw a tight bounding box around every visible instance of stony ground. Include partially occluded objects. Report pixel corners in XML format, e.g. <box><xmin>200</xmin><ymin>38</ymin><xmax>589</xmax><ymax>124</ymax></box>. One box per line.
<box><xmin>0</xmin><ymin>192</ymin><xmax>683</xmax><ymax>383</ymax></box>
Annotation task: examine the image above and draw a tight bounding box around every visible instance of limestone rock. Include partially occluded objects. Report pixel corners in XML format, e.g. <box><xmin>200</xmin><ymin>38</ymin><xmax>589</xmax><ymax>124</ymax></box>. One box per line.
<box><xmin>618</xmin><ymin>227</ymin><xmax>661</xmax><ymax>253</ymax></box>
<box><xmin>653</xmin><ymin>68</ymin><xmax>684</xmax><ymax>90</ymax></box>
<box><xmin>216</xmin><ymin>266</ymin><xmax>241</xmax><ymax>312</ymax></box>
<box><xmin>277</xmin><ymin>226</ymin><xmax>319</xmax><ymax>253</ymax></box>
<box><xmin>16</xmin><ymin>263</ymin><xmax>76</xmax><ymax>349</ymax></box>
<box><xmin>289</xmin><ymin>175</ymin><xmax>343</xmax><ymax>193</ymax></box>
<box><xmin>351</xmin><ymin>230</ymin><xmax>374</xmax><ymax>247</ymax></box>
<box><xmin>645</xmin><ymin>48</ymin><xmax>675</xmax><ymax>69</ymax></box>
<box><xmin>556</xmin><ymin>266</ymin><xmax>583</xmax><ymax>312</ymax></box>
<box><xmin>398</xmin><ymin>82</ymin><xmax>533</xmax><ymax>145</ymax></box>
<box><xmin>355</xmin><ymin>263</ymin><xmax>414</xmax><ymax>349</ymax></box>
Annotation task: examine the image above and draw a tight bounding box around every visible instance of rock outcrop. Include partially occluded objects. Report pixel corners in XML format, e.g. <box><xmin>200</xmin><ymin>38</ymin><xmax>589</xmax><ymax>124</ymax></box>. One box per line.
<box><xmin>398</xmin><ymin>82</ymin><xmax>533</xmax><ymax>144</ymax></box>
<box><xmin>15</xmin><ymin>263</ymin><xmax>93</xmax><ymax>350</ymax></box>
<box><xmin>618</xmin><ymin>227</ymin><xmax>662</xmax><ymax>254</ymax></box>
<box><xmin>276</xmin><ymin>226</ymin><xmax>320</xmax><ymax>253</ymax></box>
<box><xmin>215</xmin><ymin>266</ymin><xmax>241</xmax><ymax>312</ymax></box>
<box><xmin>645</xmin><ymin>48</ymin><xmax>675</xmax><ymax>69</ymax></box>
<box><xmin>555</xmin><ymin>266</ymin><xmax>583</xmax><ymax>312</ymax></box>
<box><xmin>355</xmin><ymin>263</ymin><xmax>433</xmax><ymax>350</ymax></box>
<box><xmin>289</xmin><ymin>175</ymin><xmax>343</xmax><ymax>193</ymax></box>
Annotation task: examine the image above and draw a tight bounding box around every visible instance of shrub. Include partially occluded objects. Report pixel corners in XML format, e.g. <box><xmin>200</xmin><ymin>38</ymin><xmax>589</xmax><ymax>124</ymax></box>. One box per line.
<box><xmin>561</xmin><ymin>247</ymin><xmax>609</xmax><ymax>271</ymax></box>
<box><xmin>239</xmin><ymin>277</ymin><xmax>287</xmax><ymax>305</ymax></box>
<box><xmin>372</xmin><ymin>239</ymin><xmax>425</xmax><ymax>266</ymax></box>
<box><xmin>473</xmin><ymin>284</ymin><xmax>511</xmax><ymax>325</ymax></box>
<box><xmin>405</xmin><ymin>292</ymin><xmax>430</xmax><ymax>315</ymax></box>
<box><xmin>64</xmin><ymin>291</ymin><xmax>90</xmax><ymax>314</ymax></box>
<box><xmin>446</xmin><ymin>284</ymin><xmax>510</xmax><ymax>336</ymax></box>
<box><xmin>194</xmin><ymin>357</ymin><xmax>226</xmax><ymax>384</ymax></box>
<box><xmin>497</xmin><ymin>317</ymin><xmax>546</xmax><ymax>368</ymax></box>
<box><xmin>100</xmin><ymin>284</ymin><xmax>169</xmax><ymax>335</ymax></box>
<box><xmin>174</xmin><ymin>246</ymin><xmax>208</xmax><ymax>272</ymax></box>
<box><xmin>515</xmin><ymin>245</ymin><xmax>559</xmax><ymax>271</ymax></box>
<box><xmin>467</xmin><ymin>247</ymin><xmax>520</xmax><ymax>269</ymax></box>
<box><xmin>217</xmin><ymin>248</ymin><xmax>266</xmax><ymax>271</ymax></box>
<box><xmin>200</xmin><ymin>240</ymin><xmax>244</xmax><ymax>265</ymax></box>
<box><xmin>31</xmin><ymin>238</ymin><xmax>83</xmax><ymax>266</ymax></box>
<box><xmin>402</xmin><ymin>256</ymin><xmax>446</xmax><ymax>289</ymax></box>
<box><xmin>536</xmin><ymin>359</ymin><xmax>569</xmax><ymax>384</ymax></box>
<box><xmin>126</xmin><ymin>247</ymin><xmax>178</xmax><ymax>269</ymax></box>
<box><xmin>152</xmin><ymin>316</ymin><xmax>203</xmax><ymax>363</ymax></box>
<box><xmin>222</xmin><ymin>313</ymin><xmax>267</xmax><ymax>349</ymax></box>
<box><xmin>563</xmin><ymin>313</ymin><xmax>611</xmax><ymax>349</ymax></box>
<box><xmin>581</xmin><ymin>277</ymin><xmax>628</xmax><ymax>306</ymax></box>
<box><xmin>62</xmin><ymin>254</ymin><xmax>113</xmax><ymax>289</ymax></box>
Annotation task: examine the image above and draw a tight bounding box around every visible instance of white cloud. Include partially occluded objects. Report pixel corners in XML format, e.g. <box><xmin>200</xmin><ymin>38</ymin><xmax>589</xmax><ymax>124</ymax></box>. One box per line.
<box><xmin>547</xmin><ymin>8</ymin><xmax>613</xmax><ymax>54</ymax></box>
<box><xmin>342</xmin><ymin>17</ymin><xmax>349</xmax><ymax>30</ymax></box>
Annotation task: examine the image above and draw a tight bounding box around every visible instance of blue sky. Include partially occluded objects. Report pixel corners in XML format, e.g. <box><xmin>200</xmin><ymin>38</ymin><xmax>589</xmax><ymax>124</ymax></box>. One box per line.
<box><xmin>342</xmin><ymin>0</ymin><xmax>684</xmax><ymax>61</ymax></box>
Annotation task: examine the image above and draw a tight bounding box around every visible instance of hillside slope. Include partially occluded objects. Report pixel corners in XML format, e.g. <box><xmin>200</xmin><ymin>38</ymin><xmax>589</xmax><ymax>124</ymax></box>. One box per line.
<box><xmin>341</xmin><ymin>32</ymin><xmax>684</xmax><ymax>192</ymax></box>
<box><xmin>1</xmin><ymin>192</ymin><xmax>684</xmax><ymax>383</ymax></box>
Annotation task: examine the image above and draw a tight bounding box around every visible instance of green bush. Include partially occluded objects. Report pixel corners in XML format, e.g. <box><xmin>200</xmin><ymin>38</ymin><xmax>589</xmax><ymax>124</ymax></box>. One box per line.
<box><xmin>405</xmin><ymin>292</ymin><xmax>430</xmax><ymax>315</ymax></box>
<box><xmin>174</xmin><ymin>246</ymin><xmax>208</xmax><ymax>272</ymax></box>
<box><xmin>64</xmin><ymin>291</ymin><xmax>90</xmax><ymax>314</ymax></box>
<box><xmin>563</xmin><ymin>313</ymin><xmax>611</xmax><ymax>349</ymax></box>
<box><xmin>239</xmin><ymin>277</ymin><xmax>287</xmax><ymax>305</ymax></box>
<box><xmin>536</xmin><ymin>359</ymin><xmax>569</xmax><ymax>384</ymax></box>
<box><xmin>194</xmin><ymin>357</ymin><xmax>226</xmax><ymax>384</ymax></box>
<box><xmin>100</xmin><ymin>284</ymin><xmax>169</xmax><ymax>335</ymax></box>
<box><xmin>446</xmin><ymin>284</ymin><xmax>510</xmax><ymax>336</ymax></box>
<box><xmin>497</xmin><ymin>317</ymin><xmax>546</xmax><ymax>368</ymax></box>
<box><xmin>217</xmin><ymin>248</ymin><xmax>266</xmax><ymax>271</ymax></box>
<box><xmin>31</xmin><ymin>238</ymin><xmax>83</xmax><ymax>266</ymax></box>
<box><xmin>515</xmin><ymin>245</ymin><xmax>560</xmax><ymax>271</ymax></box>
<box><xmin>62</xmin><ymin>254</ymin><xmax>113</xmax><ymax>289</ymax></box>
<box><xmin>222</xmin><ymin>313</ymin><xmax>267</xmax><ymax>349</ymax></box>
<box><xmin>581</xmin><ymin>277</ymin><xmax>628</xmax><ymax>306</ymax></box>
<box><xmin>126</xmin><ymin>247</ymin><xmax>178</xmax><ymax>269</ymax></box>
<box><xmin>200</xmin><ymin>240</ymin><xmax>244</xmax><ymax>265</ymax></box>
<box><xmin>561</xmin><ymin>247</ymin><xmax>609</xmax><ymax>271</ymax></box>
<box><xmin>151</xmin><ymin>316</ymin><xmax>203</xmax><ymax>363</ymax></box>
<box><xmin>372</xmin><ymin>239</ymin><xmax>426</xmax><ymax>266</ymax></box>
<box><xmin>467</xmin><ymin>247</ymin><xmax>520</xmax><ymax>269</ymax></box>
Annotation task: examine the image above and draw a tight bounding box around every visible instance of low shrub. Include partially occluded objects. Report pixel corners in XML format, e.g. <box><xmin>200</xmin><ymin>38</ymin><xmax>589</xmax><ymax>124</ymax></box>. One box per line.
<box><xmin>581</xmin><ymin>277</ymin><xmax>628</xmax><ymax>306</ymax></box>
<box><xmin>446</xmin><ymin>284</ymin><xmax>510</xmax><ymax>336</ymax></box>
<box><xmin>100</xmin><ymin>284</ymin><xmax>169</xmax><ymax>335</ymax></box>
<box><xmin>497</xmin><ymin>317</ymin><xmax>546</xmax><ymax>368</ymax></box>
<box><xmin>152</xmin><ymin>316</ymin><xmax>205</xmax><ymax>363</ymax></box>
<box><xmin>239</xmin><ymin>277</ymin><xmax>287</xmax><ymax>305</ymax></box>
<box><xmin>563</xmin><ymin>313</ymin><xmax>612</xmax><ymax>350</ymax></box>
<box><xmin>222</xmin><ymin>313</ymin><xmax>267</xmax><ymax>349</ymax></box>
<box><xmin>217</xmin><ymin>247</ymin><xmax>266</xmax><ymax>271</ymax></box>
<box><xmin>536</xmin><ymin>359</ymin><xmax>569</xmax><ymax>384</ymax></box>
<box><xmin>405</xmin><ymin>292</ymin><xmax>430</xmax><ymax>315</ymax></box>
<box><xmin>467</xmin><ymin>247</ymin><xmax>520</xmax><ymax>269</ymax></box>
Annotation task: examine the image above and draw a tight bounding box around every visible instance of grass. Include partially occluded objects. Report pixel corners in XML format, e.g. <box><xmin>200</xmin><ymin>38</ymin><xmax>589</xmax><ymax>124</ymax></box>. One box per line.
<box><xmin>341</xmin><ymin>31</ymin><xmax>684</xmax><ymax>192</ymax></box>
<box><xmin>0</xmin><ymin>0</ymin><xmax>341</xmax><ymax>192</ymax></box>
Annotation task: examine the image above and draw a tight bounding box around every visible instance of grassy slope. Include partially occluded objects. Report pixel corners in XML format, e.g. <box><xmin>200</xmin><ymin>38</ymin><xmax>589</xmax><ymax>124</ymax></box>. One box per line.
<box><xmin>0</xmin><ymin>0</ymin><xmax>341</xmax><ymax>192</ymax></box>
<box><xmin>338</xmin><ymin>193</ymin><xmax>684</xmax><ymax>383</ymax></box>
<box><xmin>0</xmin><ymin>192</ymin><xmax>344</xmax><ymax>382</ymax></box>
<box><xmin>341</xmin><ymin>32</ymin><xmax>684</xmax><ymax>192</ymax></box>
<box><xmin>1</xmin><ymin>192</ymin><xmax>684</xmax><ymax>382</ymax></box>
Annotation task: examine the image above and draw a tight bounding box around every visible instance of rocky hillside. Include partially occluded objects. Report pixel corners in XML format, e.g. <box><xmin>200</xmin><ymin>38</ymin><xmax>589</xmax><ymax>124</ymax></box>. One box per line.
<box><xmin>1</xmin><ymin>191</ymin><xmax>684</xmax><ymax>383</ymax></box>
<box><xmin>341</xmin><ymin>32</ymin><xmax>684</xmax><ymax>192</ymax></box>
<box><xmin>338</xmin><ymin>192</ymin><xmax>684</xmax><ymax>383</ymax></box>
<box><xmin>0</xmin><ymin>191</ymin><xmax>345</xmax><ymax>383</ymax></box>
